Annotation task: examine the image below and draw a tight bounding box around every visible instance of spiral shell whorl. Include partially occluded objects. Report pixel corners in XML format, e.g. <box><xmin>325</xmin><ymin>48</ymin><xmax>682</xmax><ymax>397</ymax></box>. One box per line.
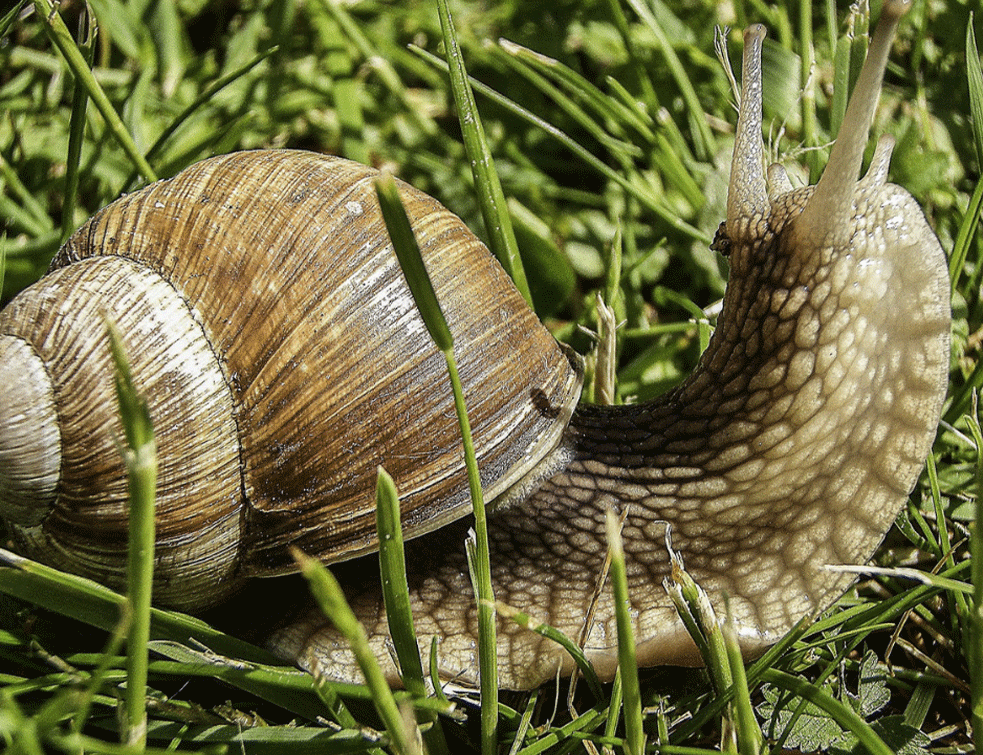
<box><xmin>0</xmin><ymin>257</ymin><xmax>245</xmax><ymax>609</ymax></box>
<box><xmin>0</xmin><ymin>336</ymin><xmax>60</xmax><ymax>525</ymax></box>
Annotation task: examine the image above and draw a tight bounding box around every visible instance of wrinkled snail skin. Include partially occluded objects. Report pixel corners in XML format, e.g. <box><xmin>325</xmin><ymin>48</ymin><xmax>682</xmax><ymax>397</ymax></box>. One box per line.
<box><xmin>274</xmin><ymin>2</ymin><xmax>950</xmax><ymax>690</ymax></box>
<box><xmin>0</xmin><ymin>1</ymin><xmax>949</xmax><ymax>692</ymax></box>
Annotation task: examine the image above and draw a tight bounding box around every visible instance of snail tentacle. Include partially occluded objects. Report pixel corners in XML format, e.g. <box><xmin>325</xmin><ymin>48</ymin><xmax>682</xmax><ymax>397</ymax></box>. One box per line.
<box><xmin>726</xmin><ymin>25</ymin><xmax>769</xmax><ymax>241</ymax></box>
<box><xmin>859</xmin><ymin>135</ymin><xmax>896</xmax><ymax>188</ymax></box>
<box><xmin>795</xmin><ymin>0</ymin><xmax>909</xmax><ymax>247</ymax></box>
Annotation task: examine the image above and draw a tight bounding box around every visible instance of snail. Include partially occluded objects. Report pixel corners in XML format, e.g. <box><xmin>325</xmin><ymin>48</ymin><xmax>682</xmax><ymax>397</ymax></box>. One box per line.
<box><xmin>0</xmin><ymin>0</ymin><xmax>950</xmax><ymax>691</ymax></box>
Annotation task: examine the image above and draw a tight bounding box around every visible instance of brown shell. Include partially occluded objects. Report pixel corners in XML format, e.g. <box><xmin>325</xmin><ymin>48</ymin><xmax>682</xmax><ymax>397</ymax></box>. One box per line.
<box><xmin>0</xmin><ymin>150</ymin><xmax>582</xmax><ymax>610</ymax></box>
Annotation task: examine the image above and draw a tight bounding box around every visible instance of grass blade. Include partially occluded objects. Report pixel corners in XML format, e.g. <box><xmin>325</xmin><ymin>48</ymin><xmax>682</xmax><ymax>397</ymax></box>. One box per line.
<box><xmin>966</xmin><ymin>400</ymin><xmax>983</xmax><ymax>754</ymax></box>
<box><xmin>61</xmin><ymin>7</ymin><xmax>95</xmax><ymax>242</ymax></box>
<box><xmin>106</xmin><ymin>322</ymin><xmax>157</xmax><ymax>748</ymax></box>
<box><xmin>495</xmin><ymin>602</ymin><xmax>603</xmax><ymax>700</ymax></box>
<box><xmin>375</xmin><ymin>468</ymin><xmax>425</xmax><ymax>691</ymax></box>
<box><xmin>375</xmin><ymin>468</ymin><xmax>449</xmax><ymax>755</ymax></box>
<box><xmin>495</xmin><ymin>40</ymin><xmax>642</xmax><ymax>161</ymax></box>
<box><xmin>0</xmin><ymin>0</ymin><xmax>28</xmax><ymax>36</ymax></box>
<box><xmin>604</xmin><ymin>509</ymin><xmax>644</xmax><ymax>755</ymax></box>
<box><xmin>723</xmin><ymin>608</ymin><xmax>763</xmax><ymax>755</ymax></box>
<box><xmin>760</xmin><ymin>668</ymin><xmax>894</xmax><ymax>755</ymax></box>
<box><xmin>950</xmin><ymin>17</ymin><xmax>983</xmax><ymax>291</ymax></box>
<box><xmin>31</xmin><ymin>0</ymin><xmax>157</xmax><ymax>183</ymax></box>
<box><xmin>375</xmin><ymin>171</ymin><xmax>498</xmax><ymax>753</ymax></box>
<box><xmin>293</xmin><ymin>548</ymin><xmax>420</xmax><ymax>755</ymax></box>
<box><xmin>140</xmin><ymin>47</ymin><xmax>277</xmax><ymax>173</ymax></box>
<box><xmin>434</xmin><ymin>0</ymin><xmax>531</xmax><ymax>306</ymax></box>
<box><xmin>967</xmin><ymin>15</ymin><xmax>983</xmax><ymax>169</ymax></box>
<box><xmin>374</xmin><ymin>172</ymin><xmax>454</xmax><ymax>349</ymax></box>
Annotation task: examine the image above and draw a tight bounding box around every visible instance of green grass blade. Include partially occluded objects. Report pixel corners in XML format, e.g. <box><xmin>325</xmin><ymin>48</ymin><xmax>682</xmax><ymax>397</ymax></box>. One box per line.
<box><xmin>434</xmin><ymin>0</ymin><xmax>531</xmax><ymax>306</ymax></box>
<box><xmin>948</xmin><ymin>178</ymin><xmax>983</xmax><ymax>293</ymax></box>
<box><xmin>950</xmin><ymin>18</ymin><xmax>983</xmax><ymax>291</ymax></box>
<box><xmin>507</xmin><ymin>197</ymin><xmax>576</xmax><ymax>316</ymax></box>
<box><xmin>945</xmin><ymin>301</ymin><xmax>983</xmax><ymax>423</ymax></box>
<box><xmin>61</xmin><ymin>7</ymin><xmax>95</xmax><ymax>242</ymax></box>
<box><xmin>448</xmin><ymin>351</ymin><xmax>498</xmax><ymax>755</ymax></box>
<box><xmin>0</xmin><ymin>155</ymin><xmax>53</xmax><ymax>237</ymax></box>
<box><xmin>319</xmin><ymin>9</ymin><xmax>369</xmax><ymax>164</ymax></box>
<box><xmin>513</xmin><ymin>706</ymin><xmax>610</xmax><ymax>755</ymax></box>
<box><xmin>87</xmin><ymin>0</ymin><xmax>148</xmax><ymax>61</ymax></box>
<box><xmin>495</xmin><ymin>40</ymin><xmax>643</xmax><ymax>160</ymax></box>
<box><xmin>603</xmin><ymin>75</ymin><xmax>657</xmax><ymax>138</ymax></box>
<box><xmin>967</xmin><ymin>14</ymin><xmax>983</xmax><ymax>168</ymax></box>
<box><xmin>603</xmin><ymin>668</ymin><xmax>624</xmax><ymax>747</ymax></box>
<box><xmin>106</xmin><ymin>322</ymin><xmax>157</xmax><ymax>748</ymax></box>
<box><xmin>798</xmin><ymin>0</ymin><xmax>820</xmax><ymax>179</ymax></box>
<box><xmin>375</xmin><ymin>468</ymin><xmax>449</xmax><ymax>755</ymax></box>
<box><xmin>145</xmin><ymin>640</ymin><xmax>453</xmax><ymax>726</ymax></box>
<box><xmin>0</xmin><ymin>0</ymin><xmax>27</xmax><ymax>36</ymax></box>
<box><xmin>604</xmin><ymin>509</ymin><xmax>644</xmax><ymax>755</ymax></box>
<box><xmin>141</xmin><ymin>47</ymin><xmax>277</xmax><ymax>169</ymax></box>
<box><xmin>830</xmin><ymin>33</ymin><xmax>850</xmax><ymax>138</ymax></box>
<box><xmin>32</xmin><ymin>0</ymin><xmax>157</xmax><ymax>183</ymax></box>
<box><xmin>374</xmin><ymin>173</ymin><xmax>453</xmax><ymax>351</ymax></box>
<box><xmin>664</xmin><ymin>535</ymin><xmax>731</xmax><ymax>693</ymax></box>
<box><xmin>293</xmin><ymin>549</ymin><xmax>420</xmax><ymax>755</ymax></box>
<box><xmin>375</xmin><ymin>468</ymin><xmax>425</xmax><ymax>691</ymax></box>
<box><xmin>723</xmin><ymin>609</ymin><xmax>763</xmax><ymax>755</ymax></box>
<box><xmin>0</xmin><ymin>550</ymin><xmax>287</xmax><ymax>666</ymax></box>
<box><xmin>148</xmin><ymin>0</ymin><xmax>187</xmax><ymax>98</ymax></box>
<box><xmin>495</xmin><ymin>602</ymin><xmax>603</xmax><ymax>700</ymax></box>
<box><xmin>70</xmin><ymin>620</ymin><xmax>128</xmax><ymax>736</ymax></box>
<box><xmin>760</xmin><ymin>668</ymin><xmax>894</xmax><ymax>755</ymax></box>
<box><xmin>375</xmin><ymin>170</ymin><xmax>497</xmax><ymax>752</ymax></box>
<box><xmin>966</xmin><ymin>402</ymin><xmax>983</xmax><ymax>753</ymax></box>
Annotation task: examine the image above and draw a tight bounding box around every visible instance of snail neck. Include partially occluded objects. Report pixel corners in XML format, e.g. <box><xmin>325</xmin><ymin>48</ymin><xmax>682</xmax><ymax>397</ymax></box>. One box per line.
<box><xmin>561</xmin><ymin>357</ymin><xmax>772</xmax><ymax>505</ymax></box>
<box><xmin>562</xmin><ymin>232</ymin><xmax>803</xmax><ymax>499</ymax></box>
<box><xmin>552</xmin><ymin>197</ymin><xmax>938</xmax><ymax>527</ymax></box>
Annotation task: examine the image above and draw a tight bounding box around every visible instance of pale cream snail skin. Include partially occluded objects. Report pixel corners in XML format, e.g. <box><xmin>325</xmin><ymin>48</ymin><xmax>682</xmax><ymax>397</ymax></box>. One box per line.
<box><xmin>0</xmin><ymin>0</ymin><xmax>950</xmax><ymax>691</ymax></box>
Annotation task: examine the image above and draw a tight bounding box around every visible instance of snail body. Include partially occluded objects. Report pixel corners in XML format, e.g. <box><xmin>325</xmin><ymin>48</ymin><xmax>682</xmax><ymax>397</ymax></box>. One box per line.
<box><xmin>0</xmin><ymin>0</ymin><xmax>951</xmax><ymax>690</ymax></box>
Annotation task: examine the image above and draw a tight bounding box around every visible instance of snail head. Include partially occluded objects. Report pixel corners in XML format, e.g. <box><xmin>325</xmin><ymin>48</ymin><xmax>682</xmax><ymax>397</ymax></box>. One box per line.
<box><xmin>725</xmin><ymin>0</ymin><xmax>928</xmax><ymax>282</ymax></box>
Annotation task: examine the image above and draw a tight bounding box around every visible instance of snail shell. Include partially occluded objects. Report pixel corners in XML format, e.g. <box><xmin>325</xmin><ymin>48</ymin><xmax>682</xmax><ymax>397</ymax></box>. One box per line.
<box><xmin>0</xmin><ymin>152</ymin><xmax>581</xmax><ymax>610</ymax></box>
